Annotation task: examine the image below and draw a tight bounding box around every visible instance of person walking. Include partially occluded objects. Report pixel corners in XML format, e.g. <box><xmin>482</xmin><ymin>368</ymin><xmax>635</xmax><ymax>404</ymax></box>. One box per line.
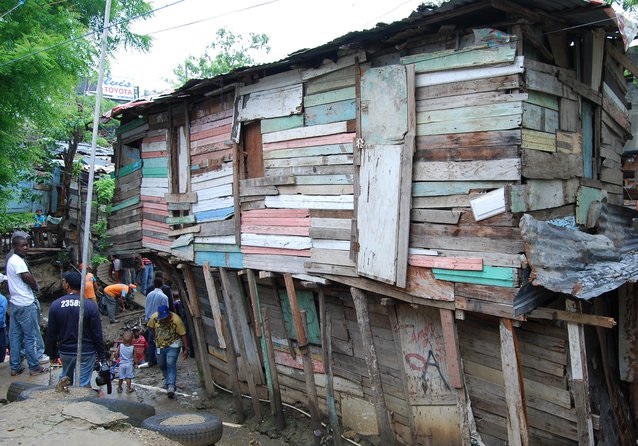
<box><xmin>144</xmin><ymin>277</ymin><xmax>168</xmax><ymax>367</ymax></box>
<box><xmin>0</xmin><ymin>274</ymin><xmax>7</xmax><ymax>363</ymax></box>
<box><xmin>6</xmin><ymin>235</ymin><xmax>49</xmax><ymax>376</ymax></box>
<box><xmin>46</xmin><ymin>271</ymin><xmax>106</xmax><ymax>387</ymax></box>
<box><xmin>81</xmin><ymin>264</ymin><xmax>99</xmax><ymax>302</ymax></box>
<box><xmin>147</xmin><ymin>305</ymin><xmax>189</xmax><ymax>398</ymax></box>
<box><xmin>115</xmin><ymin>330</ymin><xmax>136</xmax><ymax>393</ymax></box>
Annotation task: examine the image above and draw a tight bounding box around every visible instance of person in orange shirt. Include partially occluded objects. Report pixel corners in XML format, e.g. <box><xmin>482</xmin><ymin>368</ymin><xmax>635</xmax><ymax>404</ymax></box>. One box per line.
<box><xmin>79</xmin><ymin>264</ymin><xmax>99</xmax><ymax>302</ymax></box>
<box><xmin>102</xmin><ymin>283</ymin><xmax>136</xmax><ymax>324</ymax></box>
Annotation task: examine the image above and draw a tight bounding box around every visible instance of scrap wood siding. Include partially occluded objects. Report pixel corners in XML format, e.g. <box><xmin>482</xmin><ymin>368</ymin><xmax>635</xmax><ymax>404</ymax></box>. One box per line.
<box><xmin>107</xmin><ymin>0</ymin><xmax>638</xmax><ymax>444</ymax></box>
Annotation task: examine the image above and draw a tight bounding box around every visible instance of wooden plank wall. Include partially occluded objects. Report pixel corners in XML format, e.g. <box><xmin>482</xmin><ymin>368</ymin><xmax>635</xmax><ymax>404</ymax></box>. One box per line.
<box><xmin>141</xmin><ymin>130</ymin><xmax>171</xmax><ymax>253</ymax></box>
<box><xmin>107</xmin><ymin>158</ymin><xmax>143</xmax><ymax>254</ymax></box>
<box><xmin>458</xmin><ymin>315</ymin><xmax>577</xmax><ymax>446</ymax></box>
<box><xmin>404</xmin><ymin>37</ymin><xmax>524</xmax><ymax>317</ymax></box>
<box><xmin>238</xmin><ymin>56</ymin><xmax>362</xmax><ymax>277</ymax></box>
<box><xmin>189</xmin><ymin>97</ymin><xmax>241</xmax><ymax>268</ymax></box>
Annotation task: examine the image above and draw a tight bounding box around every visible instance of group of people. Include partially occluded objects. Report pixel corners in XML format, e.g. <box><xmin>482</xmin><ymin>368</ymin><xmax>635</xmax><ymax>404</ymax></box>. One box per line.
<box><xmin>2</xmin><ymin>235</ymin><xmax>190</xmax><ymax>399</ymax></box>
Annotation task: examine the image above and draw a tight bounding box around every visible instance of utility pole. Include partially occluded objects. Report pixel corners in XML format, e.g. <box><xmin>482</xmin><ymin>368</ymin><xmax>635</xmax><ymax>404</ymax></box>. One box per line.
<box><xmin>75</xmin><ymin>0</ymin><xmax>112</xmax><ymax>385</ymax></box>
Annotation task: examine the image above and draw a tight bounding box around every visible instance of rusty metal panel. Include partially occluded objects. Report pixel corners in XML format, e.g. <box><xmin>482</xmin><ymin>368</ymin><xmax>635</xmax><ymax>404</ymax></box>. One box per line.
<box><xmin>520</xmin><ymin>204</ymin><xmax>638</xmax><ymax>300</ymax></box>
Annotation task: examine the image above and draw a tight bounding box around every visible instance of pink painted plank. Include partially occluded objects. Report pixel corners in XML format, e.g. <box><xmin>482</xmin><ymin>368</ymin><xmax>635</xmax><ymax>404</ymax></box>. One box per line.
<box><xmin>408</xmin><ymin>255</ymin><xmax>483</xmax><ymax>271</ymax></box>
<box><xmin>142</xmin><ymin>134</ymin><xmax>166</xmax><ymax>144</ymax></box>
<box><xmin>190</xmin><ymin>123</ymin><xmax>232</xmax><ymax>142</ymax></box>
<box><xmin>191</xmin><ymin>132</ymin><xmax>228</xmax><ymax>149</ymax></box>
<box><xmin>241</xmin><ymin>246</ymin><xmax>312</xmax><ymax>257</ymax></box>
<box><xmin>241</xmin><ymin>224</ymin><xmax>310</xmax><ymax>236</ymax></box>
<box><xmin>141</xmin><ymin>150</ymin><xmax>169</xmax><ymax>159</ymax></box>
<box><xmin>141</xmin><ymin>195</ymin><xmax>167</xmax><ymax>204</ymax></box>
<box><xmin>244</xmin><ymin>209</ymin><xmax>310</xmax><ymax>218</ymax></box>
<box><xmin>241</xmin><ymin>217</ymin><xmax>311</xmax><ymax>227</ymax></box>
<box><xmin>274</xmin><ymin>350</ymin><xmax>325</xmax><ymax>373</ymax></box>
<box><xmin>143</xmin><ymin>219</ymin><xmax>170</xmax><ymax>230</ymax></box>
<box><xmin>142</xmin><ymin>236</ymin><xmax>172</xmax><ymax>246</ymax></box>
<box><xmin>263</xmin><ymin>132</ymin><xmax>355</xmax><ymax>152</ymax></box>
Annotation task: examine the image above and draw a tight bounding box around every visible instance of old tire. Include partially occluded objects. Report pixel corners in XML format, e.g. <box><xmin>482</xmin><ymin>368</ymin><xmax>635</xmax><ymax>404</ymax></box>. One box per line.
<box><xmin>6</xmin><ymin>381</ymin><xmax>39</xmax><ymax>402</ymax></box>
<box><xmin>90</xmin><ymin>398</ymin><xmax>155</xmax><ymax>427</ymax></box>
<box><xmin>141</xmin><ymin>412</ymin><xmax>223</xmax><ymax>446</ymax></box>
<box><xmin>18</xmin><ymin>385</ymin><xmax>98</xmax><ymax>401</ymax></box>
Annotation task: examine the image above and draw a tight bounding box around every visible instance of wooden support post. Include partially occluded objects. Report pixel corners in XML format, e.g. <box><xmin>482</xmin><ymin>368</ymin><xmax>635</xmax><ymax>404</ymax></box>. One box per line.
<box><xmin>270</xmin><ymin>276</ymin><xmax>296</xmax><ymax>359</ymax></box>
<box><xmin>182</xmin><ymin>265</ymin><xmax>216</xmax><ymax>397</ymax></box>
<box><xmin>221</xmin><ymin>314</ymin><xmax>246</xmax><ymax>423</ymax></box>
<box><xmin>220</xmin><ymin>267</ymin><xmax>263</xmax><ymax>420</ymax></box>
<box><xmin>387</xmin><ymin>304</ymin><xmax>417</xmax><ymax>445</ymax></box>
<box><xmin>350</xmin><ymin>287</ymin><xmax>395</xmax><ymax>445</ymax></box>
<box><xmin>283</xmin><ymin>273</ymin><xmax>321</xmax><ymax>428</ymax></box>
<box><xmin>566</xmin><ymin>300</ymin><xmax>595</xmax><ymax>446</ymax></box>
<box><xmin>202</xmin><ymin>262</ymin><xmax>226</xmax><ymax>348</ymax></box>
<box><xmin>499</xmin><ymin>318</ymin><xmax>529</xmax><ymax>446</ymax></box>
<box><xmin>321</xmin><ymin>292</ymin><xmax>342</xmax><ymax>446</ymax></box>
<box><xmin>263</xmin><ymin>307</ymin><xmax>286</xmax><ymax>431</ymax></box>
<box><xmin>246</xmin><ymin>269</ymin><xmax>262</xmax><ymax>338</ymax></box>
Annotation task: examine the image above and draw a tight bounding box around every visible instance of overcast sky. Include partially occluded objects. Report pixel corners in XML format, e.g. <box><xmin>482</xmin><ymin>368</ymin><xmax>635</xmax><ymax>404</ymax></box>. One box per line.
<box><xmin>110</xmin><ymin>0</ymin><xmax>422</xmax><ymax>93</ymax></box>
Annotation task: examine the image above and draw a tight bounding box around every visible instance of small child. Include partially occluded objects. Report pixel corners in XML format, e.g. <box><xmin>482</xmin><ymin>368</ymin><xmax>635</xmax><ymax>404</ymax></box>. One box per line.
<box><xmin>131</xmin><ymin>325</ymin><xmax>148</xmax><ymax>367</ymax></box>
<box><xmin>115</xmin><ymin>331</ymin><xmax>136</xmax><ymax>393</ymax></box>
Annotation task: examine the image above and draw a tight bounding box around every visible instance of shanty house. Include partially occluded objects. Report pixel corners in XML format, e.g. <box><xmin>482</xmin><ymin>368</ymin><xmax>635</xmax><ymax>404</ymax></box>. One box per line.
<box><xmin>107</xmin><ymin>0</ymin><xmax>638</xmax><ymax>444</ymax></box>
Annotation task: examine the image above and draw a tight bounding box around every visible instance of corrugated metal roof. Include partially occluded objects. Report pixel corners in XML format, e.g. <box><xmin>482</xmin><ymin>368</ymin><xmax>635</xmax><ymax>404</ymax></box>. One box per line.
<box><xmin>110</xmin><ymin>0</ymin><xmax>619</xmax><ymax>118</ymax></box>
<box><xmin>520</xmin><ymin>205</ymin><xmax>638</xmax><ymax>300</ymax></box>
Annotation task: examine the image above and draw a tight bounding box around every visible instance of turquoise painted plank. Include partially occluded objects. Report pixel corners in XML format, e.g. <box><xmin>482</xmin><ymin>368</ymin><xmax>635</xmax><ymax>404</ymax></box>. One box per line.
<box><xmin>416</xmin><ymin>102</ymin><xmax>522</xmax><ymax>124</ymax></box>
<box><xmin>142</xmin><ymin>166</ymin><xmax>169</xmax><ymax>177</ymax></box>
<box><xmin>412</xmin><ymin>181</ymin><xmax>508</xmax><ymax>197</ymax></box>
<box><xmin>304</xmin><ymin>86</ymin><xmax>356</xmax><ymax>108</ymax></box>
<box><xmin>196</xmin><ymin>251</ymin><xmax>244</xmax><ymax>269</ymax></box>
<box><xmin>526</xmin><ymin>91</ymin><xmax>559</xmax><ymax>111</ymax></box>
<box><xmin>305</xmin><ymin>99</ymin><xmax>355</xmax><ymax>126</ymax></box>
<box><xmin>295</xmin><ymin>174</ymin><xmax>353</xmax><ymax>185</ymax></box>
<box><xmin>433</xmin><ymin>266</ymin><xmax>516</xmax><ymax>287</ymax></box>
<box><xmin>402</xmin><ymin>45</ymin><xmax>516</xmax><ymax>73</ymax></box>
<box><xmin>116</xmin><ymin>117</ymin><xmax>145</xmax><ymax>135</ymax></box>
<box><xmin>193</xmin><ymin>243</ymin><xmax>241</xmax><ymax>252</ymax></box>
<box><xmin>261</xmin><ymin>114</ymin><xmax>305</xmax><ymax>134</ymax></box>
<box><xmin>111</xmin><ymin>196</ymin><xmax>140</xmax><ymax>212</ymax></box>
<box><xmin>166</xmin><ymin>214</ymin><xmax>196</xmax><ymax>225</ymax></box>
<box><xmin>195</xmin><ymin>207</ymin><xmax>235</xmax><ymax>223</ymax></box>
<box><xmin>278</xmin><ymin>289</ymin><xmax>320</xmax><ymax>344</ymax></box>
<box><xmin>143</xmin><ymin>157</ymin><xmax>168</xmax><ymax>168</ymax></box>
<box><xmin>576</xmin><ymin>186</ymin><xmax>605</xmax><ymax>226</ymax></box>
<box><xmin>264</xmin><ymin>143</ymin><xmax>353</xmax><ymax>160</ymax></box>
<box><xmin>117</xmin><ymin>160</ymin><xmax>142</xmax><ymax>177</ymax></box>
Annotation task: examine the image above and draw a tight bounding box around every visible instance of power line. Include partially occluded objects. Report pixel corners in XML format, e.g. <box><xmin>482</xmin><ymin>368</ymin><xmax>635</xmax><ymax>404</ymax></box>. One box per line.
<box><xmin>0</xmin><ymin>0</ymin><xmax>25</xmax><ymax>20</ymax></box>
<box><xmin>0</xmin><ymin>0</ymin><xmax>184</xmax><ymax>69</ymax></box>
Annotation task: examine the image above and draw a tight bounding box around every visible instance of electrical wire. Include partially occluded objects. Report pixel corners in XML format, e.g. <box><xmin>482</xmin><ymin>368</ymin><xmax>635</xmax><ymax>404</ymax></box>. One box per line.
<box><xmin>0</xmin><ymin>0</ymin><xmax>25</xmax><ymax>20</ymax></box>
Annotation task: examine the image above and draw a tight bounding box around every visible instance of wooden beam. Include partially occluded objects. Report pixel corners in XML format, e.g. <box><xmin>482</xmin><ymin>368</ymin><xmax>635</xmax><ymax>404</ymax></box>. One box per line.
<box><xmin>351</xmin><ymin>287</ymin><xmax>396</xmax><ymax>445</ymax></box>
<box><xmin>182</xmin><ymin>265</ymin><xmax>216</xmax><ymax>397</ymax></box>
<box><xmin>262</xmin><ymin>307</ymin><xmax>286</xmax><ymax>430</ymax></box>
<box><xmin>499</xmin><ymin>318</ymin><xmax>529</xmax><ymax>446</ymax></box>
<box><xmin>321</xmin><ymin>291</ymin><xmax>342</xmax><ymax>446</ymax></box>
<box><xmin>219</xmin><ymin>267</ymin><xmax>263</xmax><ymax>420</ymax></box>
<box><xmin>527</xmin><ymin>307</ymin><xmax>616</xmax><ymax>328</ymax></box>
<box><xmin>566</xmin><ymin>300</ymin><xmax>595</xmax><ymax>445</ymax></box>
<box><xmin>606</xmin><ymin>40</ymin><xmax>638</xmax><ymax>79</ymax></box>
<box><xmin>202</xmin><ymin>262</ymin><xmax>226</xmax><ymax>349</ymax></box>
<box><xmin>440</xmin><ymin>309</ymin><xmax>462</xmax><ymax>389</ymax></box>
<box><xmin>221</xmin><ymin>314</ymin><xmax>246</xmax><ymax>422</ymax></box>
<box><xmin>283</xmin><ymin>273</ymin><xmax>321</xmax><ymax>428</ymax></box>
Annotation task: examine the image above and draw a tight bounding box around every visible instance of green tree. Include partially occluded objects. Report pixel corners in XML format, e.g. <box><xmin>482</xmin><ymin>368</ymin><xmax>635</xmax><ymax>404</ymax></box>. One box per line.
<box><xmin>171</xmin><ymin>28</ymin><xmax>270</xmax><ymax>85</ymax></box>
<box><xmin>0</xmin><ymin>0</ymin><xmax>152</xmax><ymax>208</ymax></box>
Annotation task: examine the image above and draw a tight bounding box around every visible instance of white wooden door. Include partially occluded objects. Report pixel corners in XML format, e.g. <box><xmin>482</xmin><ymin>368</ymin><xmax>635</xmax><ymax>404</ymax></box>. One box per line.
<box><xmin>357</xmin><ymin>64</ymin><xmax>413</xmax><ymax>286</ymax></box>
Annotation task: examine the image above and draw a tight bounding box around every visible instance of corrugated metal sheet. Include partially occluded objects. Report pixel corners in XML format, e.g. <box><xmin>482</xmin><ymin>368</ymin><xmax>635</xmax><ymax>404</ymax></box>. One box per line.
<box><xmin>520</xmin><ymin>205</ymin><xmax>638</xmax><ymax>300</ymax></box>
<box><xmin>109</xmin><ymin>0</ymin><xmax>619</xmax><ymax>119</ymax></box>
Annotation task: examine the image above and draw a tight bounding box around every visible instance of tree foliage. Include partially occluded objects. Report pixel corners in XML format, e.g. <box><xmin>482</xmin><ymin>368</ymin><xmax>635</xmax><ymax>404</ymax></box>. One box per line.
<box><xmin>0</xmin><ymin>0</ymin><xmax>152</xmax><ymax>207</ymax></box>
<box><xmin>171</xmin><ymin>28</ymin><xmax>270</xmax><ymax>86</ymax></box>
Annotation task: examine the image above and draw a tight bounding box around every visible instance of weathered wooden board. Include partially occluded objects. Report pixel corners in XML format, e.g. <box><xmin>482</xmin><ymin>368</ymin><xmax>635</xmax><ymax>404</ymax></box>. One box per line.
<box><xmin>410</xmin><ymin>209</ymin><xmax>462</xmax><ymax>224</ymax></box>
<box><xmin>310</xmin><ymin>248</ymin><xmax>355</xmax><ymax>266</ymax></box>
<box><xmin>263</xmin><ymin>143</ymin><xmax>353</xmax><ymax>160</ymax></box>
<box><xmin>265</xmin><ymin>195</ymin><xmax>353</xmax><ymax>210</ymax></box>
<box><xmin>521</xmin><ymin>149</ymin><xmax>583</xmax><ymax>179</ymax></box>
<box><xmin>239</xmin><ymin>69</ymin><xmax>302</xmax><ymax>96</ymax></box>
<box><xmin>416</xmin><ymin>129</ymin><xmax>521</xmax><ymax>150</ymax></box>
<box><xmin>263</xmin><ymin>132</ymin><xmax>355</xmax><ymax>152</ymax></box>
<box><xmin>417</xmin><ymin>75</ymin><xmax>520</xmax><ymax>100</ymax></box>
<box><xmin>195</xmin><ymin>251</ymin><xmax>243</xmax><ymax>268</ymax></box>
<box><xmin>304</xmin><ymin>86</ymin><xmax>356</xmax><ymax>107</ymax></box>
<box><xmin>416</xmin><ymin>56</ymin><xmax>524</xmax><ymax>88</ymax></box>
<box><xmin>243</xmin><ymin>254</ymin><xmax>307</xmax><ymax>274</ymax></box>
<box><xmin>305</xmin><ymin>64</ymin><xmax>357</xmax><ymax>95</ymax></box>
<box><xmin>277</xmin><ymin>184</ymin><xmax>354</xmax><ymax>196</ymax></box>
<box><xmin>264</xmin><ymin>154</ymin><xmax>353</xmax><ymax>169</ymax></box>
<box><xmin>262</xmin><ymin>121</ymin><xmax>352</xmax><ymax>144</ymax></box>
<box><xmin>261</xmin><ymin>114</ymin><xmax>305</xmax><ymax>134</ymax></box>
<box><xmin>237</xmin><ymin>83</ymin><xmax>303</xmax><ymax>121</ymax></box>
<box><xmin>508</xmin><ymin>179</ymin><xmax>579</xmax><ymax>213</ymax></box>
<box><xmin>301</xmin><ymin>51</ymin><xmax>366</xmax><ymax>81</ymax></box>
<box><xmin>417</xmin><ymin>91</ymin><xmax>527</xmax><ymax>112</ymax></box>
<box><xmin>295</xmin><ymin>174</ymin><xmax>353</xmax><ymax>185</ymax></box>
<box><xmin>433</xmin><ymin>266</ymin><xmax>517</xmax><ymax>287</ymax></box>
<box><xmin>521</xmin><ymin>129</ymin><xmax>556</xmax><ymax>152</ymax></box>
<box><xmin>241</xmin><ymin>233</ymin><xmax>312</xmax><ymax>250</ymax></box>
<box><xmin>194</xmin><ymin>207</ymin><xmax>235</xmax><ymax>223</ymax></box>
<box><xmin>403</xmin><ymin>43</ymin><xmax>516</xmax><ymax>73</ymax></box>
<box><xmin>522</xmin><ymin>102</ymin><xmax>559</xmax><ymax>133</ymax></box>
<box><xmin>305</xmin><ymin>99</ymin><xmax>356</xmax><ymax>127</ymax></box>
<box><xmin>412</xmin><ymin>181</ymin><xmax>508</xmax><ymax>197</ymax></box>
<box><xmin>413</xmin><ymin>159</ymin><xmax>521</xmax><ymax>181</ymax></box>
<box><xmin>408</xmin><ymin>255</ymin><xmax>483</xmax><ymax>270</ymax></box>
